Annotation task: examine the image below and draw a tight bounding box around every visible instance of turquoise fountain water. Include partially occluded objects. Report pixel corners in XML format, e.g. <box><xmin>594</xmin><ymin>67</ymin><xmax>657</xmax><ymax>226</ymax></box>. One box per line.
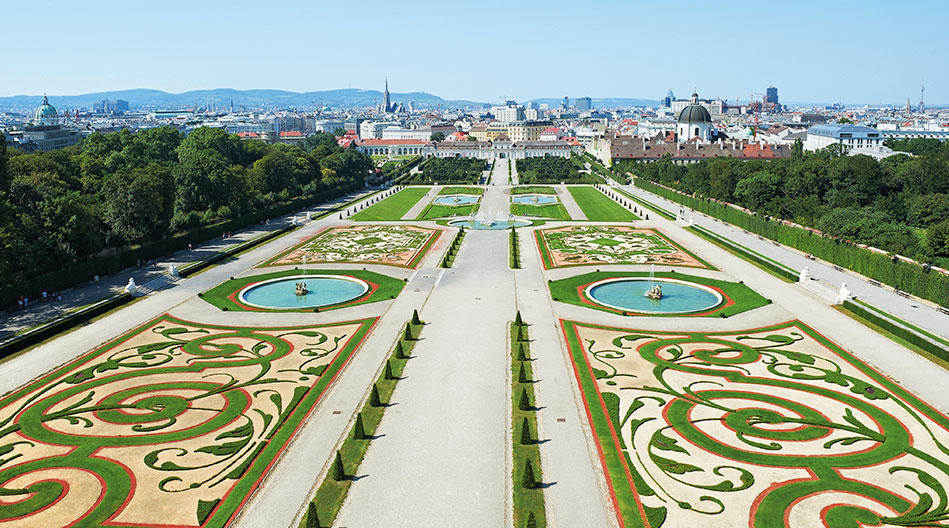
<box><xmin>512</xmin><ymin>194</ymin><xmax>558</xmax><ymax>205</ymax></box>
<box><xmin>239</xmin><ymin>275</ymin><xmax>369</xmax><ymax>309</ymax></box>
<box><xmin>586</xmin><ymin>278</ymin><xmax>722</xmax><ymax>314</ymax></box>
<box><xmin>434</xmin><ymin>195</ymin><xmax>479</xmax><ymax>206</ymax></box>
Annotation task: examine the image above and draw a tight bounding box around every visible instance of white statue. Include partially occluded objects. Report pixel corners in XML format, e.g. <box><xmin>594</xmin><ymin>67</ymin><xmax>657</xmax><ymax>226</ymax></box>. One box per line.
<box><xmin>169</xmin><ymin>264</ymin><xmax>179</xmax><ymax>278</ymax></box>
<box><xmin>799</xmin><ymin>266</ymin><xmax>810</xmax><ymax>283</ymax></box>
<box><xmin>836</xmin><ymin>282</ymin><xmax>851</xmax><ymax>305</ymax></box>
<box><xmin>125</xmin><ymin>278</ymin><xmax>137</xmax><ymax>295</ymax></box>
<box><xmin>688</xmin><ymin>215</ymin><xmax>695</xmax><ymax>227</ymax></box>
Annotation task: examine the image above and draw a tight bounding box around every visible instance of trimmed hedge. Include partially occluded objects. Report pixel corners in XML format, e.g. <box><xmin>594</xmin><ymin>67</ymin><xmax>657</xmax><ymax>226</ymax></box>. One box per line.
<box><xmin>441</xmin><ymin>228</ymin><xmax>466</xmax><ymax>268</ymax></box>
<box><xmin>635</xmin><ymin>178</ymin><xmax>949</xmax><ymax>307</ymax></box>
<box><xmin>689</xmin><ymin>226</ymin><xmax>797</xmax><ymax>281</ymax></box>
<box><xmin>842</xmin><ymin>300</ymin><xmax>949</xmax><ymax>362</ymax></box>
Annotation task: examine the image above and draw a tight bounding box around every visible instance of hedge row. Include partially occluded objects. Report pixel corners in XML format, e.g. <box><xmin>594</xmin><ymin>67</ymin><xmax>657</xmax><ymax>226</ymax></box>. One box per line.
<box><xmin>510</xmin><ymin>228</ymin><xmax>521</xmax><ymax>269</ymax></box>
<box><xmin>1</xmin><ymin>181</ymin><xmax>361</xmax><ymax>310</ymax></box>
<box><xmin>842</xmin><ymin>300</ymin><xmax>949</xmax><ymax>362</ymax></box>
<box><xmin>634</xmin><ymin>178</ymin><xmax>949</xmax><ymax>307</ymax></box>
<box><xmin>441</xmin><ymin>228</ymin><xmax>466</xmax><ymax>268</ymax></box>
<box><xmin>689</xmin><ymin>225</ymin><xmax>797</xmax><ymax>282</ymax></box>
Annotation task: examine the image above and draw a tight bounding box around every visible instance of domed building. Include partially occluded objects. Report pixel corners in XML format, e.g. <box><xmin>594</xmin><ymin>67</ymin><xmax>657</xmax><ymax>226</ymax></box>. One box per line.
<box><xmin>34</xmin><ymin>95</ymin><xmax>59</xmax><ymax>126</ymax></box>
<box><xmin>676</xmin><ymin>92</ymin><xmax>713</xmax><ymax>142</ymax></box>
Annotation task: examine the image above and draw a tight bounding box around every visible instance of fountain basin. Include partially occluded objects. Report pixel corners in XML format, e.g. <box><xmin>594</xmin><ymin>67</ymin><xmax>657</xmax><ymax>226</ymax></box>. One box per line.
<box><xmin>512</xmin><ymin>194</ymin><xmax>558</xmax><ymax>205</ymax></box>
<box><xmin>434</xmin><ymin>195</ymin><xmax>479</xmax><ymax>206</ymax></box>
<box><xmin>448</xmin><ymin>219</ymin><xmax>532</xmax><ymax>230</ymax></box>
<box><xmin>238</xmin><ymin>275</ymin><xmax>369</xmax><ymax>310</ymax></box>
<box><xmin>585</xmin><ymin>278</ymin><xmax>722</xmax><ymax>314</ymax></box>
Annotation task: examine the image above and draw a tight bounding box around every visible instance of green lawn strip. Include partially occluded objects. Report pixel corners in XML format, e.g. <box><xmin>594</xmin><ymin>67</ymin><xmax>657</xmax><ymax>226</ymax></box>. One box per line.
<box><xmin>692</xmin><ymin>226</ymin><xmax>794</xmax><ymax>274</ymax></box>
<box><xmin>834</xmin><ymin>305</ymin><xmax>949</xmax><ymax>371</ymax></box>
<box><xmin>438</xmin><ymin>186</ymin><xmax>485</xmax><ymax>195</ymax></box>
<box><xmin>854</xmin><ymin>299</ymin><xmax>949</xmax><ymax>348</ymax></box>
<box><xmin>301</xmin><ymin>318</ymin><xmax>424</xmax><ymax>528</ymax></box>
<box><xmin>441</xmin><ymin>228</ymin><xmax>467</xmax><ymax>268</ymax></box>
<box><xmin>199</xmin><ymin>269</ymin><xmax>405</xmax><ymax>312</ymax></box>
<box><xmin>511</xmin><ymin>318</ymin><xmax>546</xmax><ymax>528</ymax></box>
<box><xmin>416</xmin><ymin>203</ymin><xmax>480</xmax><ymax>220</ymax></box>
<box><xmin>688</xmin><ymin>225</ymin><xmax>796</xmax><ymax>282</ymax></box>
<box><xmin>567</xmin><ymin>187</ymin><xmax>639</xmax><ymax>222</ymax></box>
<box><xmin>351</xmin><ymin>187</ymin><xmax>430</xmax><ymax>221</ymax></box>
<box><xmin>560</xmin><ymin>321</ymin><xmax>645</xmax><ymax>528</ymax></box>
<box><xmin>615</xmin><ymin>187</ymin><xmax>676</xmax><ymax>220</ymax></box>
<box><xmin>511</xmin><ymin>186</ymin><xmax>557</xmax><ymax>195</ymax></box>
<box><xmin>509</xmin><ymin>229</ymin><xmax>521</xmax><ymax>269</ymax></box>
<box><xmin>842</xmin><ymin>300</ymin><xmax>949</xmax><ymax>362</ymax></box>
<box><xmin>511</xmin><ymin>203</ymin><xmax>570</xmax><ymax>220</ymax></box>
<box><xmin>548</xmin><ymin>271</ymin><xmax>770</xmax><ymax>317</ymax></box>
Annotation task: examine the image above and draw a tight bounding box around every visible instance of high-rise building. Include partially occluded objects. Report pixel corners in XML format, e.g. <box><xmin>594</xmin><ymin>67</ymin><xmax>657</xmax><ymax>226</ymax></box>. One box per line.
<box><xmin>382</xmin><ymin>79</ymin><xmax>394</xmax><ymax>113</ymax></box>
<box><xmin>763</xmin><ymin>86</ymin><xmax>779</xmax><ymax>106</ymax></box>
<box><xmin>663</xmin><ymin>89</ymin><xmax>674</xmax><ymax>107</ymax></box>
<box><xmin>576</xmin><ymin>97</ymin><xmax>592</xmax><ymax>112</ymax></box>
<box><xmin>93</xmin><ymin>99</ymin><xmax>129</xmax><ymax>113</ymax></box>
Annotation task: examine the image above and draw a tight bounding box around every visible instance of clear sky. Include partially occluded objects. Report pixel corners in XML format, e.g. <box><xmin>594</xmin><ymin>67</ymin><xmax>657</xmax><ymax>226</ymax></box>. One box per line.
<box><xmin>2</xmin><ymin>0</ymin><xmax>945</xmax><ymax>105</ymax></box>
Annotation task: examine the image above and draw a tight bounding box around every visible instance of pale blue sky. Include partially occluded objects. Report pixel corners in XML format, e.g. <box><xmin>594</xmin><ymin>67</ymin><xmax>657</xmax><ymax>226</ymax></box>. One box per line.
<box><xmin>2</xmin><ymin>0</ymin><xmax>945</xmax><ymax>104</ymax></box>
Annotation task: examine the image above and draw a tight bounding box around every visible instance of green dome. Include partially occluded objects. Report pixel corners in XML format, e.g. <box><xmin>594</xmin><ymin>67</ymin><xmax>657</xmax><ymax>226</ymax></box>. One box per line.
<box><xmin>34</xmin><ymin>95</ymin><xmax>58</xmax><ymax>123</ymax></box>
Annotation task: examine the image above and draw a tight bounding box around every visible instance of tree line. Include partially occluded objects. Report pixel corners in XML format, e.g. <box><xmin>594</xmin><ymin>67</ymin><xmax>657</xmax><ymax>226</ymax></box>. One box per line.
<box><xmin>620</xmin><ymin>138</ymin><xmax>949</xmax><ymax>265</ymax></box>
<box><xmin>0</xmin><ymin>127</ymin><xmax>372</xmax><ymax>286</ymax></box>
<box><xmin>516</xmin><ymin>156</ymin><xmax>596</xmax><ymax>184</ymax></box>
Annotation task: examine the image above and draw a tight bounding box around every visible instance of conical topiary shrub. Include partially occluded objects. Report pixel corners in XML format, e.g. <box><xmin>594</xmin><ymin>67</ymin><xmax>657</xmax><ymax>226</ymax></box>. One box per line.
<box><xmin>370</xmin><ymin>383</ymin><xmax>384</xmax><ymax>407</ymax></box>
<box><xmin>403</xmin><ymin>324</ymin><xmax>414</xmax><ymax>341</ymax></box>
<box><xmin>384</xmin><ymin>360</ymin><xmax>396</xmax><ymax>380</ymax></box>
<box><xmin>522</xmin><ymin>459</ymin><xmax>536</xmax><ymax>489</ymax></box>
<box><xmin>517</xmin><ymin>325</ymin><xmax>529</xmax><ymax>342</ymax></box>
<box><xmin>332</xmin><ymin>451</ymin><xmax>345</xmax><ymax>481</ymax></box>
<box><xmin>520</xmin><ymin>417</ymin><xmax>532</xmax><ymax>445</ymax></box>
<box><xmin>514</xmin><ymin>311</ymin><xmax>523</xmax><ymax>327</ymax></box>
<box><xmin>525</xmin><ymin>511</ymin><xmax>537</xmax><ymax>528</ymax></box>
<box><xmin>394</xmin><ymin>341</ymin><xmax>407</xmax><ymax>359</ymax></box>
<box><xmin>412</xmin><ymin>309</ymin><xmax>422</xmax><ymax>325</ymax></box>
<box><xmin>307</xmin><ymin>501</ymin><xmax>321</xmax><ymax>528</ymax></box>
<box><xmin>517</xmin><ymin>343</ymin><xmax>529</xmax><ymax>361</ymax></box>
<box><xmin>518</xmin><ymin>362</ymin><xmax>529</xmax><ymax>383</ymax></box>
<box><xmin>353</xmin><ymin>412</ymin><xmax>367</xmax><ymax>440</ymax></box>
<box><xmin>518</xmin><ymin>387</ymin><xmax>532</xmax><ymax>411</ymax></box>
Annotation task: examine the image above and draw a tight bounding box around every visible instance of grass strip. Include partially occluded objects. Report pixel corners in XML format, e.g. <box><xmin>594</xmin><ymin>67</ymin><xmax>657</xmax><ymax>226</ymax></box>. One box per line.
<box><xmin>614</xmin><ymin>187</ymin><xmax>676</xmax><ymax>220</ymax></box>
<box><xmin>510</xmin><ymin>203</ymin><xmax>571</xmax><ymax>220</ymax></box>
<box><xmin>299</xmin><ymin>316</ymin><xmax>424</xmax><ymax>528</ymax></box>
<box><xmin>511</xmin><ymin>186</ymin><xmax>558</xmax><ymax>195</ymax></box>
<box><xmin>438</xmin><ymin>186</ymin><xmax>485</xmax><ymax>195</ymax></box>
<box><xmin>567</xmin><ymin>187</ymin><xmax>639</xmax><ymax>222</ymax></box>
<box><xmin>510</xmin><ymin>228</ymin><xmax>521</xmax><ymax>269</ymax></box>
<box><xmin>689</xmin><ymin>225</ymin><xmax>797</xmax><ymax>282</ymax></box>
<box><xmin>441</xmin><ymin>228</ymin><xmax>467</xmax><ymax>268</ymax></box>
<box><xmin>351</xmin><ymin>187</ymin><xmax>431</xmax><ymax>221</ymax></box>
<box><xmin>511</xmin><ymin>316</ymin><xmax>546</xmax><ymax>528</ymax></box>
<box><xmin>854</xmin><ymin>299</ymin><xmax>949</xmax><ymax>348</ymax></box>
<box><xmin>841</xmin><ymin>300</ymin><xmax>949</xmax><ymax>362</ymax></box>
<box><xmin>416</xmin><ymin>202</ymin><xmax>480</xmax><ymax>220</ymax></box>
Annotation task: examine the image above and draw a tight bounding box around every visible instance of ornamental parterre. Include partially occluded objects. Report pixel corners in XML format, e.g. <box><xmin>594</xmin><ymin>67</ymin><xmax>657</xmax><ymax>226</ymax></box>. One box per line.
<box><xmin>0</xmin><ymin>315</ymin><xmax>374</xmax><ymax>528</ymax></box>
<box><xmin>261</xmin><ymin>224</ymin><xmax>440</xmax><ymax>269</ymax></box>
<box><xmin>535</xmin><ymin>225</ymin><xmax>712</xmax><ymax>269</ymax></box>
<box><xmin>562</xmin><ymin>319</ymin><xmax>949</xmax><ymax>528</ymax></box>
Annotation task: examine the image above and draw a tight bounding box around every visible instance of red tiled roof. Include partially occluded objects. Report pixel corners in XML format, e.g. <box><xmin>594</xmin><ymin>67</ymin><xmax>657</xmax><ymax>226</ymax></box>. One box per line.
<box><xmin>237</xmin><ymin>132</ymin><xmax>259</xmax><ymax>138</ymax></box>
<box><xmin>279</xmin><ymin>131</ymin><xmax>304</xmax><ymax>137</ymax></box>
<box><xmin>542</xmin><ymin>127</ymin><xmax>559</xmax><ymax>133</ymax></box>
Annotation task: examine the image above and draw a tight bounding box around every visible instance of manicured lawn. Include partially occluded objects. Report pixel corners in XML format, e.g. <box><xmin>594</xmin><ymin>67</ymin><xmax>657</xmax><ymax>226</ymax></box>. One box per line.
<box><xmin>511</xmin><ymin>203</ymin><xmax>571</xmax><ymax>220</ymax></box>
<box><xmin>438</xmin><ymin>186</ymin><xmax>485</xmax><ymax>195</ymax></box>
<box><xmin>548</xmin><ymin>270</ymin><xmax>770</xmax><ymax>317</ymax></box>
<box><xmin>351</xmin><ymin>187</ymin><xmax>430</xmax><ymax>221</ymax></box>
<box><xmin>511</xmin><ymin>186</ymin><xmax>557</xmax><ymax>195</ymax></box>
<box><xmin>568</xmin><ymin>186</ymin><xmax>639</xmax><ymax>221</ymax></box>
<box><xmin>416</xmin><ymin>203</ymin><xmax>479</xmax><ymax>220</ymax></box>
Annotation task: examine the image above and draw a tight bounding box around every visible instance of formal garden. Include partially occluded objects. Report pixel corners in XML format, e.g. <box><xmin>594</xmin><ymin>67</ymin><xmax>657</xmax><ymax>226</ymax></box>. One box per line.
<box><xmin>562</xmin><ymin>318</ymin><xmax>949</xmax><ymax>528</ymax></box>
<box><xmin>535</xmin><ymin>225</ymin><xmax>714</xmax><ymax>269</ymax></box>
<box><xmin>260</xmin><ymin>225</ymin><xmax>440</xmax><ymax>269</ymax></box>
<box><xmin>510</xmin><ymin>189</ymin><xmax>570</xmax><ymax>220</ymax></box>
<box><xmin>402</xmin><ymin>157</ymin><xmax>487</xmax><ymax>185</ymax></box>
<box><xmin>0</xmin><ymin>314</ymin><xmax>375</xmax><ymax>528</ymax></box>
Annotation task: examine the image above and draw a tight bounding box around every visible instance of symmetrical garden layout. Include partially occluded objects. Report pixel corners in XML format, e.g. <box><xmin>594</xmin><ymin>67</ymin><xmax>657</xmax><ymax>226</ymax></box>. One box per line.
<box><xmin>562</xmin><ymin>319</ymin><xmax>949</xmax><ymax>528</ymax></box>
<box><xmin>536</xmin><ymin>225</ymin><xmax>713</xmax><ymax>269</ymax></box>
<box><xmin>261</xmin><ymin>224</ymin><xmax>440</xmax><ymax>269</ymax></box>
<box><xmin>0</xmin><ymin>315</ymin><xmax>374</xmax><ymax>528</ymax></box>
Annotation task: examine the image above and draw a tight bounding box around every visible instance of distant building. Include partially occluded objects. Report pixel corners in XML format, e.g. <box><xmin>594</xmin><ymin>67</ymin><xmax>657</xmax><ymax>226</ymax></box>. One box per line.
<box><xmin>561</xmin><ymin>96</ymin><xmax>569</xmax><ymax>110</ymax></box>
<box><xmin>576</xmin><ymin>97</ymin><xmax>592</xmax><ymax>112</ymax></box>
<box><xmin>663</xmin><ymin>89</ymin><xmax>674</xmax><ymax>108</ymax></box>
<box><xmin>670</xmin><ymin>94</ymin><xmax>725</xmax><ymax>116</ymax></box>
<box><xmin>676</xmin><ymin>93</ymin><xmax>715</xmax><ymax>142</ymax></box>
<box><xmin>4</xmin><ymin>96</ymin><xmax>81</xmax><ymax>152</ymax></box>
<box><xmin>804</xmin><ymin>124</ymin><xmax>884</xmax><ymax>152</ymax></box>
<box><xmin>763</xmin><ymin>86</ymin><xmax>779</xmax><ymax>107</ymax></box>
<box><xmin>357</xmin><ymin>139</ymin><xmax>427</xmax><ymax>157</ymax></box>
<box><xmin>597</xmin><ymin>132</ymin><xmax>791</xmax><ymax>165</ymax></box>
<box><xmin>492</xmin><ymin>102</ymin><xmax>525</xmax><ymax>122</ymax></box>
<box><xmin>93</xmin><ymin>99</ymin><xmax>129</xmax><ymax>113</ymax></box>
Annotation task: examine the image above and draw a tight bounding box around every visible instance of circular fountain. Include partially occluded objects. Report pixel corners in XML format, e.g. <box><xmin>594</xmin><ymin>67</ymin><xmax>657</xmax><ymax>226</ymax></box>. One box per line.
<box><xmin>238</xmin><ymin>275</ymin><xmax>370</xmax><ymax>310</ymax></box>
<box><xmin>512</xmin><ymin>194</ymin><xmax>557</xmax><ymax>205</ymax></box>
<box><xmin>585</xmin><ymin>278</ymin><xmax>722</xmax><ymax>314</ymax></box>
<box><xmin>433</xmin><ymin>195</ymin><xmax>479</xmax><ymax>206</ymax></box>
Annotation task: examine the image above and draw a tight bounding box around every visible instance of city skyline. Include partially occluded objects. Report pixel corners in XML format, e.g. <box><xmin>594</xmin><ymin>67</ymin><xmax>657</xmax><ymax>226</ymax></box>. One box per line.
<box><xmin>1</xmin><ymin>0</ymin><xmax>946</xmax><ymax>105</ymax></box>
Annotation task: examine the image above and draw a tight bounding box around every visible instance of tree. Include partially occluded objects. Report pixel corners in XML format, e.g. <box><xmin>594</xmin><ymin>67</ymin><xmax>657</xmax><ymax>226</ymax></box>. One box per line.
<box><xmin>836</xmin><ymin>117</ymin><xmax>854</xmax><ymax>124</ymax></box>
<box><xmin>331</xmin><ymin>451</ymin><xmax>345</xmax><ymax>481</ymax></box>
<box><xmin>928</xmin><ymin>220</ymin><xmax>949</xmax><ymax>257</ymax></box>
<box><xmin>522</xmin><ymin>459</ymin><xmax>536</xmax><ymax>489</ymax></box>
<box><xmin>353</xmin><ymin>412</ymin><xmax>367</xmax><ymax>440</ymax></box>
<box><xmin>430</xmin><ymin>131</ymin><xmax>446</xmax><ymax>142</ymax></box>
<box><xmin>102</xmin><ymin>164</ymin><xmax>174</xmax><ymax>243</ymax></box>
<box><xmin>791</xmin><ymin>138</ymin><xmax>804</xmax><ymax>159</ymax></box>
<box><xmin>306</xmin><ymin>502</ymin><xmax>321</xmax><ymax>528</ymax></box>
<box><xmin>520</xmin><ymin>417</ymin><xmax>532</xmax><ymax>445</ymax></box>
<box><xmin>525</xmin><ymin>511</ymin><xmax>538</xmax><ymax>528</ymax></box>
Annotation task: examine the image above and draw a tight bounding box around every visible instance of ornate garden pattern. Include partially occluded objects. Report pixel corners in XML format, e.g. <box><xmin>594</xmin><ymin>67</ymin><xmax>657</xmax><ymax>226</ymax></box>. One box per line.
<box><xmin>562</xmin><ymin>319</ymin><xmax>949</xmax><ymax>528</ymax></box>
<box><xmin>0</xmin><ymin>315</ymin><xmax>375</xmax><ymax>527</ymax></box>
<box><xmin>261</xmin><ymin>224</ymin><xmax>440</xmax><ymax>269</ymax></box>
<box><xmin>535</xmin><ymin>226</ymin><xmax>713</xmax><ymax>270</ymax></box>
